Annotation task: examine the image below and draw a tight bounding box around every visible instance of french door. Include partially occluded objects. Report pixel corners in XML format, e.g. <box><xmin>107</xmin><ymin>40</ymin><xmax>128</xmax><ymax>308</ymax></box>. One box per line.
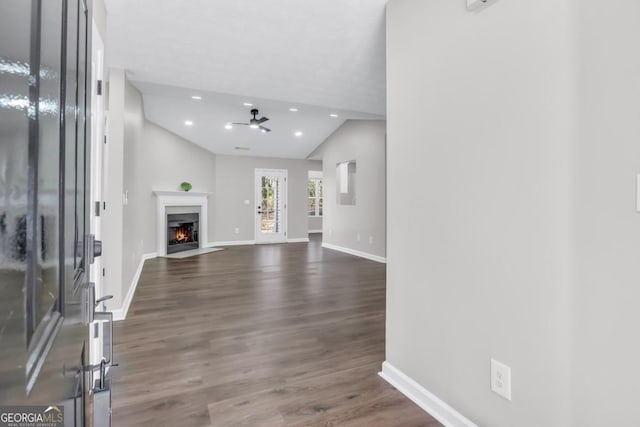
<box><xmin>255</xmin><ymin>169</ymin><xmax>288</xmax><ymax>244</ymax></box>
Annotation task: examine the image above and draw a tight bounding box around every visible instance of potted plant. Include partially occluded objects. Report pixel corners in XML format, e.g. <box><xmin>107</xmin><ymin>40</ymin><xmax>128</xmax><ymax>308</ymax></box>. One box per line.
<box><xmin>180</xmin><ymin>182</ymin><xmax>192</xmax><ymax>192</ymax></box>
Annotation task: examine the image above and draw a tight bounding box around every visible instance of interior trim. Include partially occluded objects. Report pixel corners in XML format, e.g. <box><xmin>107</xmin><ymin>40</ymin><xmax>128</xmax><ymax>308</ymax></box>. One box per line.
<box><xmin>321</xmin><ymin>242</ymin><xmax>386</xmax><ymax>263</ymax></box>
<box><xmin>379</xmin><ymin>361</ymin><xmax>478</xmax><ymax>427</ymax></box>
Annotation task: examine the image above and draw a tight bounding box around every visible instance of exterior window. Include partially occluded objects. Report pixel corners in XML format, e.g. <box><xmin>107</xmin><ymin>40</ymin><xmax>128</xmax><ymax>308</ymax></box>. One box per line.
<box><xmin>308</xmin><ymin>177</ymin><xmax>323</xmax><ymax>217</ymax></box>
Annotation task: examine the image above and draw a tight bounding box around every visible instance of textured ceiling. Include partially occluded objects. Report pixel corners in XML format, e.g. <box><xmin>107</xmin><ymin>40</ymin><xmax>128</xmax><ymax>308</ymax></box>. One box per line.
<box><xmin>135</xmin><ymin>81</ymin><xmax>383</xmax><ymax>159</ymax></box>
<box><xmin>105</xmin><ymin>0</ymin><xmax>388</xmax><ymax>116</ymax></box>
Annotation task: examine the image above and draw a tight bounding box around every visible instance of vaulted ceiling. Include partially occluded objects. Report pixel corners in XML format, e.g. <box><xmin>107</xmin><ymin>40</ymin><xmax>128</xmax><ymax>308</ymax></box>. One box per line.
<box><xmin>104</xmin><ymin>0</ymin><xmax>388</xmax><ymax>158</ymax></box>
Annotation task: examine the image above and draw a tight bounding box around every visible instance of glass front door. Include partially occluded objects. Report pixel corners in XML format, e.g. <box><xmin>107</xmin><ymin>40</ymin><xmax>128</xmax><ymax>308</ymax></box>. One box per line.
<box><xmin>255</xmin><ymin>169</ymin><xmax>287</xmax><ymax>243</ymax></box>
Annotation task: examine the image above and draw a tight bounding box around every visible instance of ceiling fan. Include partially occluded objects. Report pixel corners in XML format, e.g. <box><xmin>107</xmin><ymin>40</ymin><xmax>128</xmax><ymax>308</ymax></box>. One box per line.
<box><xmin>232</xmin><ymin>108</ymin><xmax>271</xmax><ymax>133</ymax></box>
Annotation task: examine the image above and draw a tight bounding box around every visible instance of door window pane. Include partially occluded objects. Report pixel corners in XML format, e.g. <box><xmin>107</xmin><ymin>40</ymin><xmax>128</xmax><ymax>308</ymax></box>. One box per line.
<box><xmin>35</xmin><ymin>0</ymin><xmax>64</xmax><ymax>330</ymax></box>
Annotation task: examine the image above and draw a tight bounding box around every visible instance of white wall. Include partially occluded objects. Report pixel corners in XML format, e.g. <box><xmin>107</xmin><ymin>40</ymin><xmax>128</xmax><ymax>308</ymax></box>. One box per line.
<box><xmin>386</xmin><ymin>1</ymin><xmax>573</xmax><ymax>426</ymax></box>
<box><xmin>313</xmin><ymin>120</ymin><xmax>386</xmax><ymax>259</ymax></box>
<box><xmin>214</xmin><ymin>155</ymin><xmax>321</xmax><ymax>242</ymax></box>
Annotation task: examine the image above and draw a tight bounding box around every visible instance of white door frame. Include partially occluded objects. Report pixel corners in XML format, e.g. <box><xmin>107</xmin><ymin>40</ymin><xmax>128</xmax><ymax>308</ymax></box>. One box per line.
<box><xmin>254</xmin><ymin>168</ymin><xmax>288</xmax><ymax>244</ymax></box>
<box><xmin>89</xmin><ymin>21</ymin><xmax>105</xmax><ymax>369</ymax></box>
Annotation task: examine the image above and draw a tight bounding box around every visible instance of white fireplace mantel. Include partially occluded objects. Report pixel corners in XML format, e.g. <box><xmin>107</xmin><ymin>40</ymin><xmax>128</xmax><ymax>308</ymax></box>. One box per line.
<box><xmin>153</xmin><ymin>191</ymin><xmax>212</xmax><ymax>256</ymax></box>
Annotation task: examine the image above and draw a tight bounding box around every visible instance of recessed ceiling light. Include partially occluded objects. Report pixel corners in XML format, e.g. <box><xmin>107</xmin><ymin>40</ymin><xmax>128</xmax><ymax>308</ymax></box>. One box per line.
<box><xmin>184</xmin><ymin>120</ymin><xmax>193</xmax><ymax>126</ymax></box>
<box><xmin>289</xmin><ymin>107</ymin><xmax>298</xmax><ymax>112</ymax></box>
<box><xmin>243</xmin><ymin>102</ymin><xmax>253</xmax><ymax>107</ymax></box>
<box><xmin>294</xmin><ymin>131</ymin><xmax>303</xmax><ymax>137</ymax></box>
<box><xmin>224</xmin><ymin>123</ymin><xmax>233</xmax><ymax>130</ymax></box>
<box><xmin>191</xmin><ymin>95</ymin><xmax>202</xmax><ymax>100</ymax></box>
<box><xmin>329</xmin><ymin>113</ymin><xmax>339</xmax><ymax>118</ymax></box>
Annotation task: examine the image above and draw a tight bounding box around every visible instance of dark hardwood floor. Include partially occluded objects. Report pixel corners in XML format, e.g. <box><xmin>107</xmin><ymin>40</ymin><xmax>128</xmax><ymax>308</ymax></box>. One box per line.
<box><xmin>112</xmin><ymin>235</ymin><xmax>440</xmax><ymax>426</ymax></box>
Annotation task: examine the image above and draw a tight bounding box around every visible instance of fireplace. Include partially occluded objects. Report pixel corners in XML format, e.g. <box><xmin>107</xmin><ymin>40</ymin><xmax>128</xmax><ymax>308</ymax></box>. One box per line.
<box><xmin>167</xmin><ymin>213</ymin><xmax>199</xmax><ymax>254</ymax></box>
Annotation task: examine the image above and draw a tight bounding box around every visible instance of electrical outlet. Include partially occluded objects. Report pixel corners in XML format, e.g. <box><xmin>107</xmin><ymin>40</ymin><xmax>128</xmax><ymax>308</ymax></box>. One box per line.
<box><xmin>234</xmin><ymin>227</ymin><xmax>240</xmax><ymax>234</ymax></box>
<box><xmin>491</xmin><ymin>359</ymin><xmax>512</xmax><ymax>401</ymax></box>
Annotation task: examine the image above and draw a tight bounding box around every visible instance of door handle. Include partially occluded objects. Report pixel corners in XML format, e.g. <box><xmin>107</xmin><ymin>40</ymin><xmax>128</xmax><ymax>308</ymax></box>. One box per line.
<box><xmin>95</xmin><ymin>295</ymin><xmax>113</xmax><ymax>308</ymax></box>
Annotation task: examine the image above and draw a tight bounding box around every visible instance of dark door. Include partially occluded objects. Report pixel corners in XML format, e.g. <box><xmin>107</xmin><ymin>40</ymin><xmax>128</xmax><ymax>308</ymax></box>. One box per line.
<box><xmin>0</xmin><ymin>0</ymin><xmax>94</xmax><ymax>425</ymax></box>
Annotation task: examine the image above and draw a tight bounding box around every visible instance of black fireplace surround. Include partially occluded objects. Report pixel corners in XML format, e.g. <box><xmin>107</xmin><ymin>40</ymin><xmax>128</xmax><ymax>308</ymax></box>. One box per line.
<box><xmin>167</xmin><ymin>213</ymin><xmax>199</xmax><ymax>254</ymax></box>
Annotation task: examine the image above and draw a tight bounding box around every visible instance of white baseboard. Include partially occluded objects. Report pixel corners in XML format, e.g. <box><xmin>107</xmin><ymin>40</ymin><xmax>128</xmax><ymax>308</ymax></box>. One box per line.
<box><xmin>321</xmin><ymin>242</ymin><xmax>386</xmax><ymax>263</ymax></box>
<box><xmin>206</xmin><ymin>238</ymin><xmax>311</xmax><ymax>246</ymax></box>
<box><xmin>112</xmin><ymin>252</ymin><xmax>157</xmax><ymax>321</ymax></box>
<box><xmin>308</xmin><ymin>229</ymin><xmax>323</xmax><ymax>234</ymax></box>
<box><xmin>206</xmin><ymin>240</ymin><xmax>256</xmax><ymax>247</ymax></box>
<box><xmin>379</xmin><ymin>361</ymin><xmax>477</xmax><ymax>427</ymax></box>
<box><xmin>287</xmin><ymin>237</ymin><xmax>310</xmax><ymax>243</ymax></box>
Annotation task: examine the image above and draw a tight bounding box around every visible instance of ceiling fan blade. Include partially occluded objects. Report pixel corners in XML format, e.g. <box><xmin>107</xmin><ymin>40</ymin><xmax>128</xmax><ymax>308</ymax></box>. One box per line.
<box><xmin>256</xmin><ymin>116</ymin><xmax>269</xmax><ymax>124</ymax></box>
<box><xmin>231</xmin><ymin>122</ymin><xmax>249</xmax><ymax>125</ymax></box>
<box><xmin>259</xmin><ymin>125</ymin><xmax>271</xmax><ymax>133</ymax></box>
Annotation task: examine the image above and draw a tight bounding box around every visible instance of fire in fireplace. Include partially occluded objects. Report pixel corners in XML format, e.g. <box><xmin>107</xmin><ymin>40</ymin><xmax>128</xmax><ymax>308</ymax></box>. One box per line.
<box><xmin>167</xmin><ymin>213</ymin><xmax>199</xmax><ymax>254</ymax></box>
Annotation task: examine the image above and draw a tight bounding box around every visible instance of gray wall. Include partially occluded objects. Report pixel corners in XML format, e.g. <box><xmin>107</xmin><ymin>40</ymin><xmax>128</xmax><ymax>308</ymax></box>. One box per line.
<box><xmin>571</xmin><ymin>1</ymin><xmax>640</xmax><ymax>425</ymax></box>
<box><xmin>214</xmin><ymin>155</ymin><xmax>321</xmax><ymax>242</ymax></box>
<box><xmin>386</xmin><ymin>0</ymin><xmax>640</xmax><ymax>426</ymax></box>
<box><xmin>386</xmin><ymin>1</ymin><xmax>573</xmax><ymax>426</ymax></box>
<box><xmin>103</xmin><ymin>69</ymin><xmax>126</xmax><ymax>309</ymax></box>
<box><xmin>111</xmin><ymin>74</ymin><xmax>321</xmax><ymax>310</ymax></box>
<box><xmin>308</xmin><ymin>216</ymin><xmax>322</xmax><ymax>232</ymax></box>
<box><xmin>314</xmin><ymin>120</ymin><xmax>386</xmax><ymax>258</ymax></box>
<box><xmin>121</xmin><ymin>78</ymin><xmax>146</xmax><ymax>309</ymax></box>
<box><xmin>119</xmin><ymin>79</ymin><xmax>216</xmax><ymax>306</ymax></box>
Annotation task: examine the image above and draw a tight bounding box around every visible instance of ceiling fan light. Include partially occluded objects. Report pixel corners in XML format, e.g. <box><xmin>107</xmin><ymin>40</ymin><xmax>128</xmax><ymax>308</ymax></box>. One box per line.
<box><xmin>249</xmin><ymin>124</ymin><xmax>259</xmax><ymax>129</ymax></box>
<box><xmin>224</xmin><ymin>123</ymin><xmax>233</xmax><ymax>130</ymax></box>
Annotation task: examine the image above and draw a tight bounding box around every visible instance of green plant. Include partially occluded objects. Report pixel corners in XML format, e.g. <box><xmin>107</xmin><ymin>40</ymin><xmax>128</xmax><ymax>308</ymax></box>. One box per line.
<box><xmin>180</xmin><ymin>182</ymin><xmax>192</xmax><ymax>192</ymax></box>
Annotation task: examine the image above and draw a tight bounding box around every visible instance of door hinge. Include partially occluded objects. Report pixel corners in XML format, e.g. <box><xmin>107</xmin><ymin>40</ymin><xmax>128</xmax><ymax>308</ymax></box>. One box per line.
<box><xmin>97</xmin><ymin>79</ymin><xmax>103</xmax><ymax>95</ymax></box>
<box><xmin>95</xmin><ymin>201</ymin><xmax>101</xmax><ymax>216</ymax></box>
<box><xmin>102</xmin><ymin>268</ymin><xmax>105</xmax><ymax>277</ymax></box>
<box><xmin>103</xmin><ymin>201</ymin><xmax>106</xmax><ymax>211</ymax></box>
<box><xmin>103</xmin><ymin>135</ymin><xmax>107</xmax><ymax>144</ymax></box>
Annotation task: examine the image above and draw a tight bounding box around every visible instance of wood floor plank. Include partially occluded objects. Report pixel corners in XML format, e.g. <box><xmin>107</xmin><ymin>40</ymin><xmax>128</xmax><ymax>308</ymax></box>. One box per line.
<box><xmin>112</xmin><ymin>235</ymin><xmax>440</xmax><ymax>426</ymax></box>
